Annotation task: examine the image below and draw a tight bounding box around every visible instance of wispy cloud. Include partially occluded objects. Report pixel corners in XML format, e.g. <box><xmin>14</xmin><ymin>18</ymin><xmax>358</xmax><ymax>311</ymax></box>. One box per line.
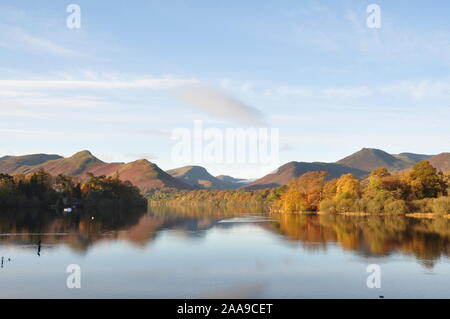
<box><xmin>0</xmin><ymin>25</ymin><xmax>81</xmax><ymax>57</ymax></box>
<box><xmin>175</xmin><ymin>85</ymin><xmax>266</xmax><ymax>126</ymax></box>
<box><xmin>379</xmin><ymin>79</ymin><xmax>450</xmax><ymax>100</ymax></box>
<box><xmin>220</xmin><ymin>77</ymin><xmax>450</xmax><ymax>101</ymax></box>
<box><xmin>0</xmin><ymin>77</ymin><xmax>198</xmax><ymax>91</ymax></box>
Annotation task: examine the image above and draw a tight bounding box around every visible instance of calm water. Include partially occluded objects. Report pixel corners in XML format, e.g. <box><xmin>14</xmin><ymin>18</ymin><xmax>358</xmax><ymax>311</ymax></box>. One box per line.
<box><xmin>0</xmin><ymin>206</ymin><xmax>450</xmax><ymax>298</ymax></box>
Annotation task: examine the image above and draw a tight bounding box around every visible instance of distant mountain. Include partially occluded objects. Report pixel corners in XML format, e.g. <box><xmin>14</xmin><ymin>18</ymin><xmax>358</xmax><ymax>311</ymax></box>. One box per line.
<box><xmin>337</xmin><ymin>148</ymin><xmax>415</xmax><ymax>172</ymax></box>
<box><xmin>167</xmin><ymin>166</ymin><xmax>241</xmax><ymax>189</ymax></box>
<box><xmin>1</xmin><ymin>151</ymin><xmax>192</xmax><ymax>191</ymax></box>
<box><xmin>114</xmin><ymin>160</ymin><xmax>193</xmax><ymax>190</ymax></box>
<box><xmin>242</xmin><ymin>161</ymin><xmax>368</xmax><ymax>190</ymax></box>
<box><xmin>426</xmin><ymin>153</ymin><xmax>450</xmax><ymax>172</ymax></box>
<box><xmin>393</xmin><ymin>152</ymin><xmax>432</xmax><ymax>164</ymax></box>
<box><xmin>0</xmin><ymin>153</ymin><xmax>62</xmax><ymax>174</ymax></box>
<box><xmin>216</xmin><ymin>175</ymin><xmax>249</xmax><ymax>184</ymax></box>
<box><xmin>1</xmin><ymin>148</ymin><xmax>447</xmax><ymax>192</ymax></box>
<box><xmin>15</xmin><ymin>150</ymin><xmax>106</xmax><ymax>176</ymax></box>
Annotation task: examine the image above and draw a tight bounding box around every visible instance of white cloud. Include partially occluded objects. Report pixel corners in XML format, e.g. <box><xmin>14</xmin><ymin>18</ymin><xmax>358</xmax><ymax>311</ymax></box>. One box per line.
<box><xmin>175</xmin><ymin>85</ymin><xmax>266</xmax><ymax>125</ymax></box>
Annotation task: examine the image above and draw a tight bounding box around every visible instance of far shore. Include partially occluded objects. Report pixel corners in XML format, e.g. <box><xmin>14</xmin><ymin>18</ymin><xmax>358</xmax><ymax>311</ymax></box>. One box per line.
<box><xmin>269</xmin><ymin>209</ymin><xmax>450</xmax><ymax>218</ymax></box>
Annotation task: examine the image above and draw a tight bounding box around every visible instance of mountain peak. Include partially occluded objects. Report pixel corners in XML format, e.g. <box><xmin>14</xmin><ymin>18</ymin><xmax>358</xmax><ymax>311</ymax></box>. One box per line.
<box><xmin>338</xmin><ymin>148</ymin><xmax>413</xmax><ymax>172</ymax></box>
<box><xmin>72</xmin><ymin>150</ymin><xmax>94</xmax><ymax>157</ymax></box>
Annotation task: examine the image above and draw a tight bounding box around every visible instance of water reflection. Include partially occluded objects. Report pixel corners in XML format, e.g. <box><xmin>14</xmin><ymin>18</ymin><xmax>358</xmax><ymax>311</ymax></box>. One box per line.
<box><xmin>0</xmin><ymin>206</ymin><xmax>449</xmax><ymax>268</ymax></box>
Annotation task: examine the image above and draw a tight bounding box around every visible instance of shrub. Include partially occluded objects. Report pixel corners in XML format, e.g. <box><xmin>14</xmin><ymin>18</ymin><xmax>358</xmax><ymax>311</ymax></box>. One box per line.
<box><xmin>319</xmin><ymin>199</ymin><xmax>337</xmax><ymax>214</ymax></box>
<box><xmin>383</xmin><ymin>199</ymin><xmax>408</xmax><ymax>215</ymax></box>
<box><xmin>428</xmin><ymin>197</ymin><xmax>450</xmax><ymax>215</ymax></box>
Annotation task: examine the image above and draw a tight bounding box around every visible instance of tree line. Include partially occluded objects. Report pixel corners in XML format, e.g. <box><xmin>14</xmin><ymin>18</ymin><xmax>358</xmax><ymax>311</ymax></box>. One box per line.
<box><xmin>274</xmin><ymin>160</ymin><xmax>449</xmax><ymax>215</ymax></box>
<box><xmin>149</xmin><ymin>160</ymin><xmax>449</xmax><ymax>215</ymax></box>
<box><xmin>0</xmin><ymin>169</ymin><xmax>147</xmax><ymax>212</ymax></box>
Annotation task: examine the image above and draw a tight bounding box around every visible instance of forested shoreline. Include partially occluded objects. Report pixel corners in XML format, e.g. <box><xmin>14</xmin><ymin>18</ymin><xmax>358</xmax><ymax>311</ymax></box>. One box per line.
<box><xmin>149</xmin><ymin>160</ymin><xmax>450</xmax><ymax>216</ymax></box>
<box><xmin>1</xmin><ymin>160</ymin><xmax>448</xmax><ymax>216</ymax></box>
<box><xmin>0</xmin><ymin>170</ymin><xmax>147</xmax><ymax>212</ymax></box>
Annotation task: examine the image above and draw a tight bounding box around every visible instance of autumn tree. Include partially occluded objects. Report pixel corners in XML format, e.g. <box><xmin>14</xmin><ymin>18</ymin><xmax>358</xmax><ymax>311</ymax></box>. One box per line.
<box><xmin>408</xmin><ymin>161</ymin><xmax>447</xmax><ymax>199</ymax></box>
<box><xmin>336</xmin><ymin>174</ymin><xmax>360</xmax><ymax>198</ymax></box>
<box><xmin>277</xmin><ymin>171</ymin><xmax>328</xmax><ymax>212</ymax></box>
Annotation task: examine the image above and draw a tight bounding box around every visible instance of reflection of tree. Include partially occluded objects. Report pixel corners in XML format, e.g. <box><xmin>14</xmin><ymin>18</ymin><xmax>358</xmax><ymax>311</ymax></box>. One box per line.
<box><xmin>267</xmin><ymin>214</ymin><xmax>450</xmax><ymax>266</ymax></box>
<box><xmin>0</xmin><ymin>205</ymin><xmax>259</xmax><ymax>253</ymax></box>
<box><xmin>0</xmin><ymin>208</ymin><xmax>148</xmax><ymax>253</ymax></box>
<box><xmin>1</xmin><ymin>206</ymin><xmax>450</xmax><ymax>268</ymax></box>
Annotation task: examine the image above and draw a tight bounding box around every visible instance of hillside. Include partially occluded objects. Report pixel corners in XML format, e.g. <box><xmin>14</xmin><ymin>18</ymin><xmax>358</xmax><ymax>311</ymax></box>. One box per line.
<box><xmin>337</xmin><ymin>148</ymin><xmax>414</xmax><ymax>172</ymax></box>
<box><xmin>1</xmin><ymin>148</ymin><xmax>447</xmax><ymax>192</ymax></box>
<box><xmin>1</xmin><ymin>151</ymin><xmax>192</xmax><ymax>191</ymax></box>
<box><xmin>0</xmin><ymin>154</ymin><xmax>62</xmax><ymax>174</ymax></box>
<box><xmin>242</xmin><ymin>161</ymin><xmax>368</xmax><ymax>190</ymax></box>
<box><xmin>15</xmin><ymin>150</ymin><xmax>107</xmax><ymax>176</ymax></box>
<box><xmin>167</xmin><ymin>166</ymin><xmax>241</xmax><ymax>189</ymax></box>
<box><xmin>426</xmin><ymin>153</ymin><xmax>450</xmax><ymax>172</ymax></box>
<box><xmin>116</xmin><ymin>160</ymin><xmax>193</xmax><ymax>190</ymax></box>
<box><xmin>393</xmin><ymin>152</ymin><xmax>432</xmax><ymax>164</ymax></box>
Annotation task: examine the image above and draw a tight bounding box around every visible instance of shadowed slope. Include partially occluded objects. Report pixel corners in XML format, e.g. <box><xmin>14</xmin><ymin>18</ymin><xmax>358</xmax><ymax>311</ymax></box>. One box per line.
<box><xmin>167</xmin><ymin>165</ymin><xmax>241</xmax><ymax>189</ymax></box>
<box><xmin>117</xmin><ymin>160</ymin><xmax>193</xmax><ymax>190</ymax></box>
<box><xmin>337</xmin><ymin>148</ymin><xmax>412</xmax><ymax>172</ymax></box>
<box><xmin>426</xmin><ymin>153</ymin><xmax>450</xmax><ymax>172</ymax></box>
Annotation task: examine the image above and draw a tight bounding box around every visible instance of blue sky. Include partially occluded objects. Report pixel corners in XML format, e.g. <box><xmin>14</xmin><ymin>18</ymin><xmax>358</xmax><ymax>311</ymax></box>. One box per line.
<box><xmin>0</xmin><ymin>0</ymin><xmax>449</xmax><ymax>178</ymax></box>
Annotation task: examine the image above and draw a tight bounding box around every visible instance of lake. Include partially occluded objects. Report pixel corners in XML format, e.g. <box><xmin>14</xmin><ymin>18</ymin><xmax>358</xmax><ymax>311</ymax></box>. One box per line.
<box><xmin>0</xmin><ymin>206</ymin><xmax>449</xmax><ymax>298</ymax></box>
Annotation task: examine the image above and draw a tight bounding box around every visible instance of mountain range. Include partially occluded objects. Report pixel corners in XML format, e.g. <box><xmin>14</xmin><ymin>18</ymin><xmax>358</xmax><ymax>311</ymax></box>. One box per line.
<box><xmin>166</xmin><ymin>166</ymin><xmax>244</xmax><ymax>190</ymax></box>
<box><xmin>0</xmin><ymin>151</ymin><xmax>192</xmax><ymax>191</ymax></box>
<box><xmin>0</xmin><ymin>148</ymin><xmax>449</xmax><ymax>191</ymax></box>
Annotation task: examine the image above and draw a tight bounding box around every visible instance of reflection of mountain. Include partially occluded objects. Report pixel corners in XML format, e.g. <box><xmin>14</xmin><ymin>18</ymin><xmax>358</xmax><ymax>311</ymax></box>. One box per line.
<box><xmin>0</xmin><ymin>208</ymin><xmax>148</xmax><ymax>254</ymax></box>
<box><xmin>0</xmin><ymin>207</ymin><xmax>247</xmax><ymax>253</ymax></box>
<box><xmin>1</xmin><ymin>207</ymin><xmax>449</xmax><ymax>266</ymax></box>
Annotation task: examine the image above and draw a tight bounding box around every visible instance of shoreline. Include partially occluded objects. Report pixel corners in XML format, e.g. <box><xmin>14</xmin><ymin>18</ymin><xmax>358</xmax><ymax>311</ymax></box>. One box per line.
<box><xmin>269</xmin><ymin>209</ymin><xmax>450</xmax><ymax>218</ymax></box>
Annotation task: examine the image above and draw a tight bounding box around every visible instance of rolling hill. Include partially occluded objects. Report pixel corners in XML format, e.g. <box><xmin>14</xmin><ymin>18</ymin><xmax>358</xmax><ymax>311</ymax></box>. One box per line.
<box><xmin>14</xmin><ymin>150</ymin><xmax>108</xmax><ymax>176</ymax></box>
<box><xmin>426</xmin><ymin>153</ymin><xmax>450</xmax><ymax>172</ymax></box>
<box><xmin>1</xmin><ymin>151</ymin><xmax>192</xmax><ymax>191</ymax></box>
<box><xmin>0</xmin><ymin>153</ymin><xmax>62</xmax><ymax>174</ymax></box>
<box><xmin>242</xmin><ymin>161</ymin><xmax>368</xmax><ymax>190</ymax></box>
<box><xmin>114</xmin><ymin>160</ymin><xmax>193</xmax><ymax>190</ymax></box>
<box><xmin>167</xmin><ymin>166</ymin><xmax>242</xmax><ymax>189</ymax></box>
<box><xmin>1</xmin><ymin>148</ymin><xmax>447</xmax><ymax>192</ymax></box>
<box><xmin>393</xmin><ymin>152</ymin><xmax>432</xmax><ymax>164</ymax></box>
<box><xmin>337</xmin><ymin>148</ymin><xmax>422</xmax><ymax>172</ymax></box>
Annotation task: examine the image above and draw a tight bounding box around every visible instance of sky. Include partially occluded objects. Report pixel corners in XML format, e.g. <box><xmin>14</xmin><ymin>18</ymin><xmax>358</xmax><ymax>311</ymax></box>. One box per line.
<box><xmin>0</xmin><ymin>0</ymin><xmax>449</xmax><ymax>178</ymax></box>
